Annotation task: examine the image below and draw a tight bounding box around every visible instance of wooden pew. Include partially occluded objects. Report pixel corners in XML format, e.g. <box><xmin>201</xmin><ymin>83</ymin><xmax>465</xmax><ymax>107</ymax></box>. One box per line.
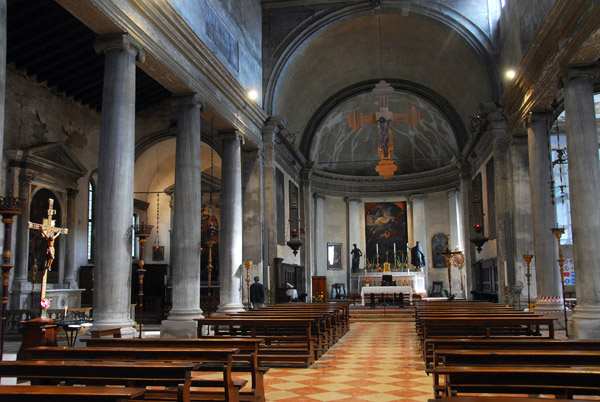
<box><xmin>81</xmin><ymin>337</ymin><xmax>267</xmax><ymax>402</ymax></box>
<box><xmin>431</xmin><ymin>349</ymin><xmax>600</xmax><ymax>397</ymax></box>
<box><xmin>0</xmin><ymin>360</ymin><xmax>198</xmax><ymax>402</ymax></box>
<box><xmin>196</xmin><ymin>317</ymin><xmax>316</xmax><ymax>368</ymax></box>
<box><xmin>436</xmin><ymin>365</ymin><xmax>600</xmax><ymax>398</ymax></box>
<box><xmin>0</xmin><ymin>385</ymin><xmax>146</xmax><ymax>402</ymax></box>
<box><xmin>419</xmin><ymin>316</ymin><xmax>556</xmax><ymax>340</ymax></box>
<box><xmin>422</xmin><ymin>338</ymin><xmax>600</xmax><ymax>372</ymax></box>
<box><xmin>22</xmin><ymin>346</ymin><xmax>245</xmax><ymax>402</ymax></box>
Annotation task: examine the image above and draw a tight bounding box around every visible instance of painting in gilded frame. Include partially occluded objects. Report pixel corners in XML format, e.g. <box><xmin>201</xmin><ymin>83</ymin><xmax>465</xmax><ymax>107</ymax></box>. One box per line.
<box><xmin>364</xmin><ymin>202</ymin><xmax>408</xmax><ymax>264</ymax></box>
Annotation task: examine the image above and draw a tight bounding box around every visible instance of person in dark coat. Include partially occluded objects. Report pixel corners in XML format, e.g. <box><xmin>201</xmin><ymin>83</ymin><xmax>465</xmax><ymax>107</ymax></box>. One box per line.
<box><xmin>250</xmin><ymin>276</ymin><xmax>265</xmax><ymax>309</ymax></box>
<box><xmin>411</xmin><ymin>241</ymin><xmax>426</xmax><ymax>268</ymax></box>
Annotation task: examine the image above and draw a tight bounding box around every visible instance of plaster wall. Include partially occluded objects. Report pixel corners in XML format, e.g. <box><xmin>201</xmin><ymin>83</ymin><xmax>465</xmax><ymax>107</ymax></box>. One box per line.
<box><xmin>424</xmin><ymin>191</ymin><xmax>453</xmax><ymax>291</ymax></box>
<box><xmin>4</xmin><ymin>66</ymin><xmax>101</xmax><ymax>282</ymax></box>
<box><xmin>323</xmin><ymin>196</ymin><xmax>347</xmax><ymax>298</ymax></box>
<box><xmin>168</xmin><ymin>0</ymin><xmax>262</xmax><ymax>104</ymax></box>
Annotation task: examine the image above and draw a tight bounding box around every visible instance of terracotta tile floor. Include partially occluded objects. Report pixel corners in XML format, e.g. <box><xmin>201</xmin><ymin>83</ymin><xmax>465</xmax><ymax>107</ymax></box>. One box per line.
<box><xmin>262</xmin><ymin>322</ymin><xmax>433</xmax><ymax>402</ymax></box>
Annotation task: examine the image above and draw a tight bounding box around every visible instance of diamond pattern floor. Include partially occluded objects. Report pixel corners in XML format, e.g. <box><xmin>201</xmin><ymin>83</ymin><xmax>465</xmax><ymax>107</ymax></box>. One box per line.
<box><xmin>263</xmin><ymin>322</ymin><xmax>432</xmax><ymax>401</ymax></box>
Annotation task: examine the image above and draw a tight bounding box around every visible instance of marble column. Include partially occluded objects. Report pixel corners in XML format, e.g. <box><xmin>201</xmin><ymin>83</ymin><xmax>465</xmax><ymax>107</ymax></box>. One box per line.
<box><xmin>447</xmin><ymin>189</ymin><xmax>463</xmax><ymax>297</ymax></box>
<box><xmin>242</xmin><ymin>148</ymin><xmax>263</xmax><ymax>307</ymax></box>
<box><xmin>410</xmin><ymin>194</ymin><xmax>428</xmax><ymax>286</ymax></box>
<box><xmin>0</xmin><ymin>0</ymin><xmax>6</xmax><ymax>179</ymax></box>
<box><xmin>527</xmin><ymin>113</ymin><xmax>559</xmax><ymax>307</ymax></box>
<box><xmin>161</xmin><ymin>95</ymin><xmax>203</xmax><ymax>338</ymax></box>
<box><xmin>300</xmin><ymin>165</ymin><xmax>314</xmax><ymax>294</ymax></box>
<box><xmin>10</xmin><ymin>175</ymin><xmax>33</xmax><ymax>308</ymax></box>
<box><xmin>217</xmin><ymin>131</ymin><xmax>245</xmax><ymax>314</ymax></box>
<box><xmin>92</xmin><ymin>34</ymin><xmax>143</xmax><ymax>335</ymax></box>
<box><xmin>63</xmin><ymin>189</ymin><xmax>79</xmax><ymax>288</ymax></box>
<box><xmin>313</xmin><ymin>194</ymin><xmax>326</xmax><ymax>278</ymax></box>
<box><xmin>564</xmin><ymin>64</ymin><xmax>600</xmax><ymax>339</ymax></box>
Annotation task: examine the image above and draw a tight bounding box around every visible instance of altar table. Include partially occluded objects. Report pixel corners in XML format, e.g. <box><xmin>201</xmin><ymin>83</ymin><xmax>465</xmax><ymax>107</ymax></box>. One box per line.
<box><xmin>361</xmin><ymin>285</ymin><xmax>412</xmax><ymax>306</ymax></box>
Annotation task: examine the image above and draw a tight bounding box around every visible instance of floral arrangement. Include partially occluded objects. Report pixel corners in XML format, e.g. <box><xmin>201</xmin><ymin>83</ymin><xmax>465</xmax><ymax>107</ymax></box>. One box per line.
<box><xmin>40</xmin><ymin>297</ymin><xmax>51</xmax><ymax>309</ymax></box>
<box><xmin>363</xmin><ymin>278</ymin><xmax>372</xmax><ymax>283</ymax></box>
<box><xmin>312</xmin><ymin>292</ymin><xmax>324</xmax><ymax>303</ymax></box>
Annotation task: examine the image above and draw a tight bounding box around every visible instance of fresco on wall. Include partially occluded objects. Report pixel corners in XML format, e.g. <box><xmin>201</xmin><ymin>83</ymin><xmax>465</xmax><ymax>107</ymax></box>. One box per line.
<box><xmin>364</xmin><ymin>202</ymin><xmax>408</xmax><ymax>265</ymax></box>
<box><xmin>311</xmin><ymin>89</ymin><xmax>457</xmax><ymax>177</ymax></box>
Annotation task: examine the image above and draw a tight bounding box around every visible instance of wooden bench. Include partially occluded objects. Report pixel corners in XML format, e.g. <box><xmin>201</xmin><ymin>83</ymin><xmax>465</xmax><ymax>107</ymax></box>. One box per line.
<box><xmin>22</xmin><ymin>346</ymin><xmax>245</xmax><ymax>402</ymax></box>
<box><xmin>0</xmin><ymin>385</ymin><xmax>146</xmax><ymax>402</ymax></box>
<box><xmin>419</xmin><ymin>316</ymin><xmax>556</xmax><ymax>341</ymax></box>
<box><xmin>196</xmin><ymin>317</ymin><xmax>316</xmax><ymax>368</ymax></box>
<box><xmin>0</xmin><ymin>360</ymin><xmax>198</xmax><ymax>402</ymax></box>
<box><xmin>422</xmin><ymin>338</ymin><xmax>600</xmax><ymax>373</ymax></box>
<box><xmin>81</xmin><ymin>337</ymin><xmax>267</xmax><ymax>402</ymax></box>
<box><xmin>436</xmin><ymin>365</ymin><xmax>600</xmax><ymax>398</ymax></box>
<box><xmin>90</xmin><ymin>327</ymin><xmax>122</xmax><ymax>338</ymax></box>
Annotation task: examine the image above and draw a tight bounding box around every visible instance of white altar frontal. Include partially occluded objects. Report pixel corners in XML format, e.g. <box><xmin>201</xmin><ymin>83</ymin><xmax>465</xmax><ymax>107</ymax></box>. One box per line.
<box><xmin>357</xmin><ymin>271</ymin><xmax>425</xmax><ymax>293</ymax></box>
<box><xmin>361</xmin><ymin>286</ymin><xmax>412</xmax><ymax>306</ymax></box>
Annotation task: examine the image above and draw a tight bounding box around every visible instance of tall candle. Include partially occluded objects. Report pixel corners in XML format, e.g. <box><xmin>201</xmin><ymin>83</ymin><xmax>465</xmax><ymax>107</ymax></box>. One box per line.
<box><xmin>64</xmin><ymin>306</ymin><xmax>68</xmax><ymax>316</ymax></box>
<box><xmin>393</xmin><ymin>243</ymin><xmax>396</xmax><ymax>254</ymax></box>
<box><xmin>376</xmin><ymin>244</ymin><xmax>379</xmax><ymax>254</ymax></box>
<box><xmin>504</xmin><ymin>261</ymin><xmax>508</xmax><ymax>287</ymax></box>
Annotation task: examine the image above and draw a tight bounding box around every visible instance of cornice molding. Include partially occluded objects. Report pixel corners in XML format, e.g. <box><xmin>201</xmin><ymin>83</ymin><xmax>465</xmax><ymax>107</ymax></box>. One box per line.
<box><xmin>499</xmin><ymin>0</ymin><xmax>600</xmax><ymax>131</ymax></box>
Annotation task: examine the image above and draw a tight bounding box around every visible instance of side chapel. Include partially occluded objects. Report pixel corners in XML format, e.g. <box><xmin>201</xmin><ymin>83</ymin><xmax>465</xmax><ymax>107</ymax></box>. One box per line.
<box><xmin>1</xmin><ymin>0</ymin><xmax>600</xmax><ymax>339</ymax></box>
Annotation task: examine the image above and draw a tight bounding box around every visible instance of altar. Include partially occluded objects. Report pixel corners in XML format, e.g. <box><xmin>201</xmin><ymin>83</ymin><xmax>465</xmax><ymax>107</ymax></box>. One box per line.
<box><xmin>357</xmin><ymin>272</ymin><xmax>425</xmax><ymax>293</ymax></box>
<box><xmin>361</xmin><ymin>285</ymin><xmax>412</xmax><ymax>306</ymax></box>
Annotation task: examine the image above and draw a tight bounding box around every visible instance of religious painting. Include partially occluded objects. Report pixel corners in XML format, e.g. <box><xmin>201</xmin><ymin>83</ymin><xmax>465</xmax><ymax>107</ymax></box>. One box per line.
<box><xmin>327</xmin><ymin>243</ymin><xmax>343</xmax><ymax>270</ymax></box>
<box><xmin>152</xmin><ymin>245</ymin><xmax>165</xmax><ymax>261</ymax></box>
<box><xmin>432</xmin><ymin>233</ymin><xmax>448</xmax><ymax>268</ymax></box>
<box><xmin>364</xmin><ymin>202</ymin><xmax>408</xmax><ymax>265</ymax></box>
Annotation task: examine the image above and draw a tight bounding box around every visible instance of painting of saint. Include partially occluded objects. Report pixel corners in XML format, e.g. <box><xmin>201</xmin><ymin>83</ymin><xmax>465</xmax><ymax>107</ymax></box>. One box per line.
<box><xmin>364</xmin><ymin>202</ymin><xmax>408</xmax><ymax>263</ymax></box>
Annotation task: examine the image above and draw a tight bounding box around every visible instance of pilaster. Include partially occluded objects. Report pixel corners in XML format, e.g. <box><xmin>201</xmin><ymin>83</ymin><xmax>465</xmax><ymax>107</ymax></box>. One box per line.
<box><xmin>313</xmin><ymin>194</ymin><xmax>326</xmax><ymax>276</ymax></box>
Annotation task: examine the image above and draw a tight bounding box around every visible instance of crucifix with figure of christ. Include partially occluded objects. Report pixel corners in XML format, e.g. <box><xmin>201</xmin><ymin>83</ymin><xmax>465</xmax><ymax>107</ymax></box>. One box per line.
<box><xmin>345</xmin><ymin>80</ymin><xmax>423</xmax><ymax>179</ymax></box>
<box><xmin>28</xmin><ymin>199</ymin><xmax>68</xmax><ymax>302</ymax></box>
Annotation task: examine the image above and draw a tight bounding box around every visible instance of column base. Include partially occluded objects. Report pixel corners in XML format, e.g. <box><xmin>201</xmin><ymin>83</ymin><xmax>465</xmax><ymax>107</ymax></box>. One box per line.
<box><xmin>570</xmin><ymin>304</ymin><xmax>600</xmax><ymax>339</ymax></box>
<box><xmin>216</xmin><ymin>302</ymin><xmax>245</xmax><ymax>314</ymax></box>
<box><xmin>533</xmin><ymin>298</ymin><xmax>567</xmax><ymax>330</ymax></box>
<box><xmin>160</xmin><ymin>319</ymin><xmax>198</xmax><ymax>338</ymax></box>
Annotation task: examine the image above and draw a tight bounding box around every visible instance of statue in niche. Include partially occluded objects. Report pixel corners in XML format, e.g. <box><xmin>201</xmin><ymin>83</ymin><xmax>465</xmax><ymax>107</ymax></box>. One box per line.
<box><xmin>411</xmin><ymin>241</ymin><xmax>426</xmax><ymax>269</ymax></box>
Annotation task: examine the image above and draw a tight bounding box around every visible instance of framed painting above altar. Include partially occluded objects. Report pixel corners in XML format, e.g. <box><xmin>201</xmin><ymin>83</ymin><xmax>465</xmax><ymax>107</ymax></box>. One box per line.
<box><xmin>364</xmin><ymin>202</ymin><xmax>408</xmax><ymax>263</ymax></box>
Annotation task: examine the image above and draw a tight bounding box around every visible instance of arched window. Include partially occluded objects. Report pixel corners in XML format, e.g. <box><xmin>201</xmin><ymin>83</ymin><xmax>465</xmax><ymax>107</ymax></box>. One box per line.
<box><xmin>87</xmin><ymin>179</ymin><xmax>95</xmax><ymax>262</ymax></box>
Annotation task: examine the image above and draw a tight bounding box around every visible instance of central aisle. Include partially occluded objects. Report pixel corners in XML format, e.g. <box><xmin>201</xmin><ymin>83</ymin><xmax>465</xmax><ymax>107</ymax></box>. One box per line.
<box><xmin>263</xmin><ymin>322</ymin><xmax>432</xmax><ymax>401</ymax></box>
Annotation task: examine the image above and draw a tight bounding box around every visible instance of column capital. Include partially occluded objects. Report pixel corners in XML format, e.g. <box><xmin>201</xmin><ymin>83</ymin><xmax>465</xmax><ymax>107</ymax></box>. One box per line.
<box><xmin>173</xmin><ymin>93</ymin><xmax>204</xmax><ymax>110</ymax></box>
<box><xmin>565</xmin><ymin>63</ymin><xmax>600</xmax><ymax>81</ymax></box>
<box><xmin>314</xmin><ymin>193</ymin><xmax>326</xmax><ymax>201</ymax></box>
<box><xmin>67</xmin><ymin>188</ymin><xmax>79</xmax><ymax>199</ymax></box>
<box><xmin>219</xmin><ymin>129</ymin><xmax>244</xmax><ymax>144</ymax></box>
<box><xmin>446</xmin><ymin>188</ymin><xmax>458</xmax><ymax>197</ymax></box>
<box><xmin>527</xmin><ymin>110</ymin><xmax>553</xmax><ymax>126</ymax></box>
<box><xmin>262</xmin><ymin>116</ymin><xmax>288</xmax><ymax>143</ymax></box>
<box><xmin>344</xmin><ymin>197</ymin><xmax>361</xmax><ymax>204</ymax></box>
<box><xmin>94</xmin><ymin>33</ymin><xmax>145</xmax><ymax>63</ymax></box>
<box><xmin>409</xmin><ymin>193</ymin><xmax>424</xmax><ymax>202</ymax></box>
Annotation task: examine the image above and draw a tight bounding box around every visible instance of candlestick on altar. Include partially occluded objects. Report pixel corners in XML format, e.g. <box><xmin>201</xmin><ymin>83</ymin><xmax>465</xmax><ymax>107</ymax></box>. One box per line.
<box><xmin>551</xmin><ymin>226</ymin><xmax>569</xmax><ymax>337</ymax></box>
<box><xmin>244</xmin><ymin>261</ymin><xmax>253</xmax><ymax>310</ymax></box>
<box><xmin>205</xmin><ymin>221</ymin><xmax>218</xmax><ymax>317</ymax></box>
<box><xmin>522</xmin><ymin>254</ymin><xmax>534</xmax><ymax>310</ymax></box>
<box><xmin>0</xmin><ymin>195</ymin><xmax>24</xmax><ymax>360</ymax></box>
<box><xmin>134</xmin><ymin>223</ymin><xmax>153</xmax><ymax>338</ymax></box>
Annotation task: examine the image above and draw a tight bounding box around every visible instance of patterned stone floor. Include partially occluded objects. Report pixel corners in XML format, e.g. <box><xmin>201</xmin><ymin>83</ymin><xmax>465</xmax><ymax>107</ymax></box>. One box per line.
<box><xmin>262</xmin><ymin>322</ymin><xmax>432</xmax><ymax>402</ymax></box>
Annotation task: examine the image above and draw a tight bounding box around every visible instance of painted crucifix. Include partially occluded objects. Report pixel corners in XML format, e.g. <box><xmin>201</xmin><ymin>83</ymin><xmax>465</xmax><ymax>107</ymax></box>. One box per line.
<box><xmin>28</xmin><ymin>198</ymin><xmax>68</xmax><ymax>301</ymax></box>
<box><xmin>345</xmin><ymin>80</ymin><xmax>423</xmax><ymax>179</ymax></box>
